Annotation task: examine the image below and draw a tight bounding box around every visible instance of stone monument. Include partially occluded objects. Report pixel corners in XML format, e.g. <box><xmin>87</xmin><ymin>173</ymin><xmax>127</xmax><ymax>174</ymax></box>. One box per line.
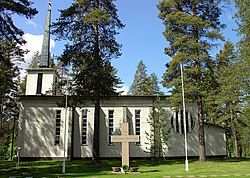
<box><xmin>111</xmin><ymin>122</ymin><xmax>140</xmax><ymax>167</ymax></box>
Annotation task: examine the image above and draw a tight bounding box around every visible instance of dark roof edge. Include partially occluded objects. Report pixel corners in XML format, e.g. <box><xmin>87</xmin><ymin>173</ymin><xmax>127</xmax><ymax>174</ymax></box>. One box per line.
<box><xmin>19</xmin><ymin>95</ymin><xmax>171</xmax><ymax>98</ymax></box>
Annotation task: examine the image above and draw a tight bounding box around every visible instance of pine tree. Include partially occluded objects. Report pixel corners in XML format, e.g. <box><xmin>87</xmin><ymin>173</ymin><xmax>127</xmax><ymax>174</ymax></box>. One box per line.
<box><xmin>234</xmin><ymin>0</ymin><xmax>250</xmax><ymax>157</ymax></box>
<box><xmin>0</xmin><ymin>1</ymin><xmax>37</xmax><ymax>159</ymax></box>
<box><xmin>235</xmin><ymin>0</ymin><xmax>250</xmax><ymax>67</ymax></box>
<box><xmin>129</xmin><ymin>61</ymin><xmax>163</xmax><ymax>95</ymax></box>
<box><xmin>146</xmin><ymin>97</ymin><xmax>171</xmax><ymax>162</ymax></box>
<box><xmin>0</xmin><ymin>0</ymin><xmax>37</xmax><ymax>45</ymax></box>
<box><xmin>0</xmin><ymin>41</ymin><xmax>23</xmax><ymax>159</ymax></box>
<box><xmin>158</xmin><ymin>0</ymin><xmax>224</xmax><ymax>162</ymax></box>
<box><xmin>52</xmin><ymin>0</ymin><xmax>123</xmax><ymax>163</ymax></box>
<box><xmin>28</xmin><ymin>51</ymin><xmax>40</xmax><ymax>69</ymax></box>
<box><xmin>212</xmin><ymin>41</ymin><xmax>248</xmax><ymax>157</ymax></box>
<box><xmin>129</xmin><ymin>60</ymin><xmax>148</xmax><ymax>95</ymax></box>
<box><xmin>148</xmin><ymin>73</ymin><xmax>164</xmax><ymax>95</ymax></box>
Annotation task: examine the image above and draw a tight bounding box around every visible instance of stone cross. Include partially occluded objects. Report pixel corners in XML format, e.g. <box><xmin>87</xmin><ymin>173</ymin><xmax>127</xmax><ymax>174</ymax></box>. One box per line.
<box><xmin>111</xmin><ymin>123</ymin><xmax>140</xmax><ymax>167</ymax></box>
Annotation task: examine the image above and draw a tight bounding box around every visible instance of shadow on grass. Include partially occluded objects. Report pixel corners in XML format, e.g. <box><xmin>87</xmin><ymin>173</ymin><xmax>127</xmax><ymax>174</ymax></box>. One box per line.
<box><xmin>0</xmin><ymin>160</ymin><xmax>122</xmax><ymax>177</ymax></box>
<box><xmin>206</xmin><ymin>157</ymin><xmax>250</xmax><ymax>163</ymax></box>
<box><xmin>129</xmin><ymin>158</ymin><xmax>198</xmax><ymax>167</ymax></box>
<box><xmin>1</xmin><ymin>158</ymin><xmax>250</xmax><ymax>177</ymax></box>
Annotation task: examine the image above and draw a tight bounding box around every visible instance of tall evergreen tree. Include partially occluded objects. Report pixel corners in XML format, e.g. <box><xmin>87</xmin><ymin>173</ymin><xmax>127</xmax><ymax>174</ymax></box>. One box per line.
<box><xmin>212</xmin><ymin>41</ymin><xmax>248</xmax><ymax>157</ymax></box>
<box><xmin>28</xmin><ymin>51</ymin><xmax>40</xmax><ymax>68</ymax></box>
<box><xmin>235</xmin><ymin>0</ymin><xmax>250</xmax><ymax>67</ymax></box>
<box><xmin>235</xmin><ymin>0</ymin><xmax>250</xmax><ymax>100</ymax></box>
<box><xmin>0</xmin><ymin>0</ymin><xmax>38</xmax><ymax>44</ymax></box>
<box><xmin>52</xmin><ymin>0</ymin><xmax>123</xmax><ymax>163</ymax></box>
<box><xmin>158</xmin><ymin>0</ymin><xmax>224</xmax><ymax>162</ymax></box>
<box><xmin>0</xmin><ymin>0</ymin><xmax>37</xmax><ymax>159</ymax></box>
<box><xmin>0</xmin><ymin>41</ymin><xmax>21</xmax><ymax>159</ymax></box>
<box><xmin>148</xmin><ymin>73</ymin><xmax>164</xmax><ymax>95</ymax></box>
<box><xmin>129</xmin><ymin>60</ymin><xmax>163</xmax><ymax>95</ymax></box>
<box><xmin>234</xmin><ymin>0</ymin><xmax>250</xmax><ymax>157</ymax></box>
<box><xmin>129</xmin><ymin>60</ymin><xmax>148</xmax><ymax>95</ymax></box>
<box><xmin>146</xmin><ymin>97</ymin><xmax>171</xmax><ymax>162</ymax></box>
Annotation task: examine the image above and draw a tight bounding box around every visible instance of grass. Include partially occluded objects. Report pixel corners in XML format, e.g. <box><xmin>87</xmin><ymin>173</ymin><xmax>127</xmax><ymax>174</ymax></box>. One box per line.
<box><xmin>0</xmin><ymin>158</ymin><xmax>250</xmax><ymax>178</ymax></box>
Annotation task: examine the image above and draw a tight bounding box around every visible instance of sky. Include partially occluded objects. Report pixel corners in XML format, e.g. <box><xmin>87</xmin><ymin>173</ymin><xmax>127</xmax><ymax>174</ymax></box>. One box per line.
<box><xmin>14</xmin><ymin>0</ymin><xmax>239</xmax><ymax>94</ymax></box>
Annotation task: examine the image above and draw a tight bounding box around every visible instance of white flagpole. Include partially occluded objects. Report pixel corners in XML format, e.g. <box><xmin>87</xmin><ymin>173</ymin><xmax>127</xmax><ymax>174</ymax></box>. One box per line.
<box><xmin>62</xmin><ymin>71</ymin><xmax>68</xmax><ymax>174</ymax></box>
<box><xmin>180</xmin><ymin>63</ymin><xmax>189</xmax><ymax>172</ymax></box>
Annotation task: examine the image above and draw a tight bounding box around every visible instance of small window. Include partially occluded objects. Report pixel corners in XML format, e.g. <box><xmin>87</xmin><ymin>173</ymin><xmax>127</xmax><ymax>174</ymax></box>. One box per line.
<box><xmin>171</xmin><ymin>110</ymin><xmax>195</xmax><ymax>135</ymax></box>
<box><xmin>55</xmin><ymin>110</ymin><xmax>61</xmax><ymax>145</ymax></box>
<box><xmin>81</xmin><ymin>109</ymin><xmax>88</xmax><ymax>145</ymax></box>
<box><xmin>135</xmin><ymin>110</ymin><xmax>141</xmax><ymax>145</ymax></box>
<box><xmin>36</xmin><ymin>73</ymin><xmax>43</xmax><ymax>94</ymax></box>
<box><xmin>108</xmin><ymin>110</ymin><xmax>114</xmax><ymax>145</ymax></box>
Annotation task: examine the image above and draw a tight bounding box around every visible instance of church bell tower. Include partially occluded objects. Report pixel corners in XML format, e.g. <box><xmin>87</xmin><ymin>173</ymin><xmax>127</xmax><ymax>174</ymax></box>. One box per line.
<box><xmin>25</xmin><ymin>1</ymin><xmax>57</xmax><ymax>95</ymax></box>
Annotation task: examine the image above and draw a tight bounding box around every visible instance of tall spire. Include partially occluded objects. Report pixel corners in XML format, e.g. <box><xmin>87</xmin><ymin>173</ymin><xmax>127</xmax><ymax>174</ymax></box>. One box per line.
<box><xmin>39</xmin><ymin>1</ymin><xmax>52</xmax><ymax>68</ymax></box>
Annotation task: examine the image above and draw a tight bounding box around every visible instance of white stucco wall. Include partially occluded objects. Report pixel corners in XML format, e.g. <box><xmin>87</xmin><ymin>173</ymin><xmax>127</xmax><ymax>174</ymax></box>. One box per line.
<box><xmin>19</xmin><ymin>96</ymin><xmax>227</xmax><ymax>159</ymax></box>
<box><xmin>25</xmin><ymin>69</ymin><xmax>56</xmax><ymax>95</ymax></box>
<box><xmin>19</xmin><ymin>97</ymin><xmax>69</xmax><ymax>158</ymax></box>
<box><xmin>25</xmin><ymin>73</ymin><xmax>38</xmax><ymax>95</ymax></box>
<box><xmin>205</xmin><ymin>124</ymin><xmax>227</xmax><ymax>156</ymax></box>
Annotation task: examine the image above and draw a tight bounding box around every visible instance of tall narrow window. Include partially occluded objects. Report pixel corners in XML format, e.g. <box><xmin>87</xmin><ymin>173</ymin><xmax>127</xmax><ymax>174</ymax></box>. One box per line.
<box><xmin>36</xmin><ymin>73</ymin><xmax>43</xmax><ymax>94</ymax></box>
<box><xmin>81</xmin><ymin>109</ymin><xmax>88</xmax><ymax>145</ymax></box>
<box><xmin>55</xmin><ymin>110</ymin><xmax>61</xmax><ymax>145</ymax></box>
<box><xmin>108</xmin><ymin>110</ymin><xmax>114</xmax><ymax>145</ymax></box>
<box><xmin>135</xmin><ymin>110</ymin><xmax>141</xmax><ymax>145</ymax></box>
<box><xmin>171</xmin><ymin>110</ymin><xmax>195</xmax><ymax>135</ymax></box>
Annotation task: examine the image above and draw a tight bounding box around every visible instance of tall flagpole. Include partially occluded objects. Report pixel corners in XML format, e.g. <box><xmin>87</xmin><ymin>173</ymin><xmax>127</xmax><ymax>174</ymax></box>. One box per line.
<box><xmin>62</xmin><ymin>70</ymin><xmax>68</xmax><ymax>174</ymax></box>
<box><xmin>180</xmin><ymin>63</ymin><xmax>189</xmax><ymax>172</ymax></box>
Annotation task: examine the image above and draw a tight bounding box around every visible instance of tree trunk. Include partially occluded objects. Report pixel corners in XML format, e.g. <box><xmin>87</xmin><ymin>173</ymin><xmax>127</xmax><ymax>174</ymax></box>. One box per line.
<box><xmin>230</xmin><ymin>112</ymin><xmax>240</xmax><ymax>157</ymax></box>
<box><xmin>92</xmin><ymin>100</ymin><xmax>100</xmax><ymax>164</ymax></box>
<box><xmin>92</xmin><ymin>0</ymin><xmax>101</xmax><ymax>165</ymax></box>
<box><xmin>197</xmin><ymin>99</ymin><xmax>206</xmax><ymax>162</ymax></box>
<box><xmin>225</xmin><ymin>128</ymin><xmax>232</xmax><ymax>158</ymax></box>
<box><xmin>0</xmin><ymin>100</ymin><xmax>3</xmax><ymax>159</ymax></box>
<box><xmin>10</xmin><ymin>115</ymin><xmax>16</xmax><ymax>161</ymax></box>
<box><xmin>231</xmin><ymin>124</ymin><xmax>239</xmax><ymax>157</ymax></box>
<box><xmin>191</xmin><ymin>2</ymin><xmax>206</xmax><ymax>162</ymax></box>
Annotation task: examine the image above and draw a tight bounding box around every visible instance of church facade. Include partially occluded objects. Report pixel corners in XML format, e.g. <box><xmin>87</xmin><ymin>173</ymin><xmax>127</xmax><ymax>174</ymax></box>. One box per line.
<box><xmin>18</xmin><ymin>2</ymin><xmax>227</xmax><ymax>160</ymax></box>
<box><xmin>19</xmin><ymin>95</ymin><xmax>227</xmax><ymax>160</ymax></box>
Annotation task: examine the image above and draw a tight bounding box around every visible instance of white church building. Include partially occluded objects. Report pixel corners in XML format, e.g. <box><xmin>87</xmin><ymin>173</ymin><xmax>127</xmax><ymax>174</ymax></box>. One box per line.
<box><xmin>18</xmin><ymin>2</ymin><xmax>227</xmax><ymax>160</ymax></box>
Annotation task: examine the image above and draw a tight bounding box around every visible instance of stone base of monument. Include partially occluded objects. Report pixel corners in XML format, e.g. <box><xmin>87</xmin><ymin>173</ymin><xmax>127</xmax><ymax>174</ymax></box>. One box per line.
<box><xmin>130</xmin><ymin>167</ymin><xmax>139</xmax><ymax>172</ymax></box>
<box><xmin>112</xmin><ymin>167</ymin><xmax>121</xmax><ymax>173</ymax></box>
<box><xmin>111</xmin><ymin>166</ymin><xmax>140</xmax><ymax>174</ymax></box>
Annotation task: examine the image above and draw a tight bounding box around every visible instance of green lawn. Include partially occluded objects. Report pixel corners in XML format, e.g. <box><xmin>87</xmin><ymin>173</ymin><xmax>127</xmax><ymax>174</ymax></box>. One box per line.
<box><xmin>0</xmin><ymin>158</ymin><xmax>250</xmax><ymax>178</ymax></box>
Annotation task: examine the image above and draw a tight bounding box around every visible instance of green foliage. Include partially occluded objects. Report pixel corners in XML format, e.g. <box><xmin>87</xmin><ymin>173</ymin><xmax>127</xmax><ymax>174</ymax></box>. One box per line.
<box><xmin>239</xmin><ymin>106</ymin><xmax>250</xmax><ymax>157</ymax></box>
<box><xmin>53</xmin><ymin>0</ymin><xmax>123</xmax><ymax>103</ymax></box>
<box><xmin>0</xmin><ymin>0</ymin><xmax>37</xmax><ymax>160</ymax></box>
<box><xmin>207</xmin><ymin>41</ymin><xmax>248</xmax><ymax>157</ymax></box>
<box><xmin>52</xmin><ymin>0</ymin><xmax>123</xmax><ymax>163</ymax></box>
<box><xmin>158</xmin><ymin>0</ymin><xmax>224</xmax><ymax>162</ymax></box>
<box><xmin>129</xmin><ymin>60</ymin><xmax>147</xmax><ymax>95</ymax></box>
<box><xmin>129</xmin><ymin>60</ymin><xmax>163</xmax><ymax>95</ymax></box>
<box><xmin>0</xmin><ymin>0</ymin><xmax>38</xmax><ymax>45</ymax></box>
<box><xmin>28</xmin><ymin>51</ymin><xmax>40</xmax><ymax>68</ymax></box>
<box><xmin>158</xmin><ymin>0</ymin><xmax>224</xmax><ymax>104</ymax></box>
<box><xmin>146</xmin><ymin>97</ymin><xmax>171</xmax><ymax>162</ymax></box>
<box><xmin>18</xmin><ymin>76</ymin><xmax>26</xmax><ymax>95</ymax></box>
<box><xmin>235</xmin><ymin>0</ymin><xmax>250</xmax><ymax>157</ymax></box>
<box><xmin>235</xmin><ymin>0</ymin><xmax>250</xmax><ymax>66</ymax></box>
<box><xmin>84</xmin><ymin>8</ymin><xmax>110</xmax><ymax>25</ymax></box>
